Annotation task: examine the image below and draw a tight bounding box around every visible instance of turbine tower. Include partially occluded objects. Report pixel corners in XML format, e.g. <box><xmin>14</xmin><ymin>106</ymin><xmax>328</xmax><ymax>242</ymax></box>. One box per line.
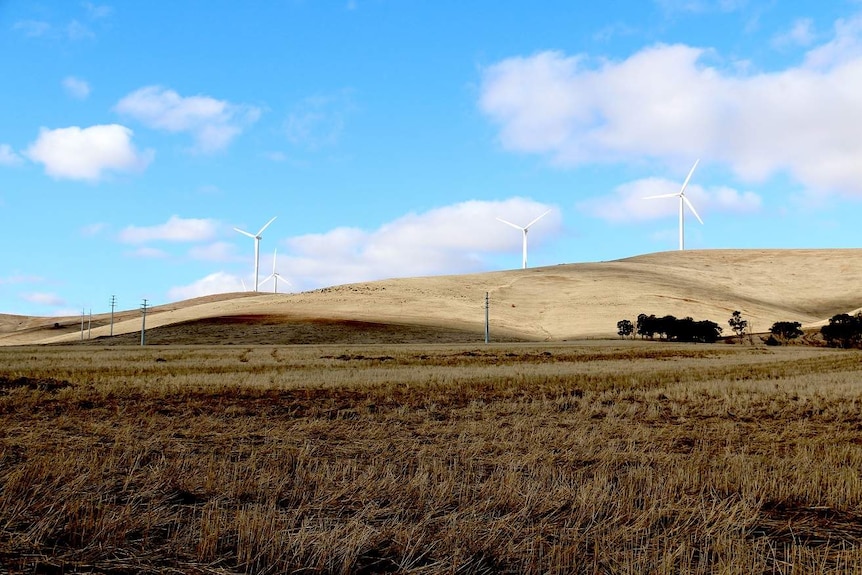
<box><xmin>234</xmin><ymin>216</ymin><xmax>277</xmax><ymax>292</ymax></box>
<box><xmin>261</xmin><ymin>248</ymin><xmax>290</xmax><ymax>293</ymax></box>
<box><xmin>496</xmin><ymin>209</ymin><xmax>551</xmax><ymax>269</ymax></box>
<box><xmin>644</xmin><ymin>160</ymin><xmax>703</xmax><ymax>250</ymax></box>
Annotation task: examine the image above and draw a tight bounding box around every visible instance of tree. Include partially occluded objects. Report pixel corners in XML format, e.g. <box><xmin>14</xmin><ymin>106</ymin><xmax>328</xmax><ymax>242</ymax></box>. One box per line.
<box><xmin>770</xmin><ymin>321</ymin><xmax>803</xmax><ymax>341</ymax></box>
<box><xmin>617</xmin><ymin>319</ymin><xmax>634</xmax><ymax>339</ymax></box>
<box><xmin>728</xmin><ymin>311</ymin><xmax>748</xmax><ymax>339</ymax></box>
<box><xmin>821</xmin><ymin>313</ymin><xmax>862</xmax><ymax>348</ymax></box>
<box><xmin>637</xmin><ymin>314</ymin><xmax>656</xmax><ymax>339</ymax></box>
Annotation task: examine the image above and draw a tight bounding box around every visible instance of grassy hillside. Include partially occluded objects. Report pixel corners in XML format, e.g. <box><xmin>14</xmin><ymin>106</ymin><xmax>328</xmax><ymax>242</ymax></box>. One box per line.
<box><xmin>2</xmin><ymin>249</ymin><xmax>861</xmax><ymax>345</ymax></box>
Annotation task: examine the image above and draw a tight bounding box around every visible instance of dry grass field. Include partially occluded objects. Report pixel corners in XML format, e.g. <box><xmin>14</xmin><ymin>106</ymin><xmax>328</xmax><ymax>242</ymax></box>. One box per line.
<box><xmin>3</xmin><ymin>341</ymin><xmax>862</xmax><ymax>573</ymax></box>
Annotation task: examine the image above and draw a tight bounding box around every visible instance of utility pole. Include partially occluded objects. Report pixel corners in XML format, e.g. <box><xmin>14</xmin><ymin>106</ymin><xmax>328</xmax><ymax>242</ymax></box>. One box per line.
<box><xmin>80</xmin><ymin>308</ymin><xmax>85</xmax><ymax>341</ymax></box>
<box><xmin>109</xmin><ymin>295</ymin><xmax>116</xmax><ymax>337</ymax></box>
<box><xmin>87</xmin><ymin>309</ymin><xmax>92</xmax><ymax>340</ymax></box>
<box><xmin>140</xmin><ymin>299</ymin><xmax>148</xmax><ymax>346</ymax></box>
<box><xmin>484</xmin><ymin>292</ymin><xmax>490</xmax><ymax>344</ymax></box>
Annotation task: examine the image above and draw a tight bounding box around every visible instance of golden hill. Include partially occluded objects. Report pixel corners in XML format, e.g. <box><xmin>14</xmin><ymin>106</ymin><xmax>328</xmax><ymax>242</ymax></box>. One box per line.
<box><xmin>2</xmin><ymin>249</ymin><xmax>860</xmax><ymax>346</ymax></box>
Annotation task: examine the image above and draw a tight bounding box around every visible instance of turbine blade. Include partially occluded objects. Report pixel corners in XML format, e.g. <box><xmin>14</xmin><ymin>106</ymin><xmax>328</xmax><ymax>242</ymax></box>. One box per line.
<box><xmin>234</xmin><ymin>227</ymin><xmax>256</xmax><ymax>239</ymax></box>
<box><xmin>496</xmin><ymin>217</ymin><xmax>525</xmax><ymax>231</ymax></box>
<box><xmin>525</xmin><ymin>209</ymin><xmax>552</xmax><ymax>229</ymax></box>
<box><xmin>256</xmin><ymin>216</ymin><xmax>277</xmax><ymax>236</ymax></box>
<box><xmin>272</xmin><ymin>248</ymin><xmax>278</xmax><ymax>273</ymax></box>
<box><xmin>679</xmin><ymin>159</ymin><xmax>700</xmax><ymax>195</ymax></box>
<box><xmin>643</xmin><ymin>193</ymin><xmax>679</xmax><ymax>200</ymax></box>
<box><xmin>683</xmin><ymin>196</ymin><xmax>704</xmax><ymax>224</ymax></box>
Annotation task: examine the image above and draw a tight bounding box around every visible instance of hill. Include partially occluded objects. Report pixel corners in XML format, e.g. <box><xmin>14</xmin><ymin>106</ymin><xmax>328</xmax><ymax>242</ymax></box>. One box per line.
<box><xmin>2</xmin><ymin>249</ymin><xmax>860</xmax><ymax>345</ymax></box>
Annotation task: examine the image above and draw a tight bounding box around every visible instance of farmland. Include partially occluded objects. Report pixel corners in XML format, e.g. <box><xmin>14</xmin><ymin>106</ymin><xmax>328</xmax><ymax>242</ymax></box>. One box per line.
<box><xmin>2</xmin><ymin>341</ymin><xmax>862</xmax><ymax>573</ymax></box>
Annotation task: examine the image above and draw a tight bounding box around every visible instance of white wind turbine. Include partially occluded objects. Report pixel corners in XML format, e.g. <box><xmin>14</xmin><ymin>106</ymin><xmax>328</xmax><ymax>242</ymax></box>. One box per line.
<box><xmin>644</xmin><ymin>160</ymin><xmax>703</xmax><ymax>250</ymax></box>
<box><xmin>261</xmin><ymin>248</ymin><xmax>290</xmax><ymax>293</ymax></box>
<box><xmin>496</xmin><ymin>209</ymin><xmax>551</xmax><ymax>269</ymax></box>
<box><xmin>234</xmin><ymin>216</ymin><xmax>277</xmax><ymax>292</ymax></box>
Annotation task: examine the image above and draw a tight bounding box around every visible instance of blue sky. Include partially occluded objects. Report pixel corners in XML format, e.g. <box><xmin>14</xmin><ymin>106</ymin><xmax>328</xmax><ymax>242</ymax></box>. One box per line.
<box><xmin>2</xmin><ymin>1</ymin><xmax>862</xmax><ymax>316</ymax></box>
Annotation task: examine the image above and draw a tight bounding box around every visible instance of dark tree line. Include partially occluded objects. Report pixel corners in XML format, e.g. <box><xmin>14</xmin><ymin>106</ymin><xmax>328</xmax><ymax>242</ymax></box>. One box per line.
<box><xmin>633</xmin><ymin>314</ymin><xmax>723</xmax><ymax>343</ymax></box>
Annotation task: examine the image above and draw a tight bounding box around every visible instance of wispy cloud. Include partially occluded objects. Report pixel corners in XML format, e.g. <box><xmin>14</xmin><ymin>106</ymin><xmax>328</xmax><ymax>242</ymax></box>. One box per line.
<box><xmin>25</xmin><ymin>124</ymin><xmax>153</xmax><ymax>182</ymax></box>
<box><xmin>80</xmin><ymin>222</ymin><xmax>108</xmax><ymax>237</ymax></box>
<box><xmin>0</xmin><ymin>274</ymin><xmax>43</xmax><ymax>285</ymax></box>
<box><xmin>63</xmin><ymin>76</ymin><xmax>91</xmax><ymax>99</ymax></box>
<box><xmin>0</xmin><ymin>144</ymin><xmax>23</xmax><ymax>166</ymax></box>
<box><xmin>168</xmin><ymin>272</ymin><xmax>246</xmax><ymax>300</ymax></box>
<box><xmin>578</xmin><ymin>176</ymin><xmax>762</xmax><ymax>223</ymax></box>
<box><xmin>115</xmin><ymin>86</ymin><xmax>261</xmax><ymax>153</ymax></box>
<box><xmin>126</xmin><ymin>247</ymin><xmax>169</xmax><ymax>259</ymax></box>
<box><xmin>772</xmin><ymin>18</ymin><xmax>815</xmax><ymax>48</ymax></box>
<box><xmin>118</xmin><ymin>215</ymin><xmax>218</xmax><ymax>244</ymax></box>
<box><xmin>285</xmin><ymin>90</ymin><xmax>354</xmax><ymax>149</ymax></box>
<box><xmin>83</xmin><ymin>2</ymin><xmax>113</xmax><ymax>19</ymax></box>
<box><xmin>188</xmin><ymin>241</ymin><xmax>240</xmax><ymax>262</ymax></box>
<box><xmin>22</xmin><ymin>292</ymin><xmax>66</xmax><ymax>307</ymax></box>
<box><xmin>13</xmin><ymin>20</ymin><xmax>51</xmax><ymax>37</ymax></box>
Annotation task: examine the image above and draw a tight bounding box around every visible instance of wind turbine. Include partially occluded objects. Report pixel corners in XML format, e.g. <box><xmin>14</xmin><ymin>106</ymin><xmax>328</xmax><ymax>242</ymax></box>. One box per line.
<box><xmin>496</xmin><ymin>209</ymin><xmax>551</xmax><ymax>269</ymax></box>
<box><xmin>261</xmin><ymin>248</ymin><xmax>290</xmax><ymax>293</ymax></box>
<box><xmin>644</xmin><ymin>160</ymin><xmax>703</xmax><ymax>250</ymax></box>
<box><xmin>234</xmin><ymin>216</ymin><xmax>277</xmax><ymax>292</ymax></box>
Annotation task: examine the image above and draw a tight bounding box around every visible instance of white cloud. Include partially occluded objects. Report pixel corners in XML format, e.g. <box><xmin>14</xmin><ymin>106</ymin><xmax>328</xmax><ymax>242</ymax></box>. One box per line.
<box><xmin>479</xmin><ymin>20</ymin><xmax>862</xmax><ymax>196</ymax></box>
<box><xmin>25</xmin><ymin>124</ymin><xmax>152</xmax><ymax>182</ymax></box>
<box><xmin>772</xmin><ymin>18</ymin><xmax>815</xmax><ymax>48</ymax></box>
<box><xmin>119</xmin><ymin>215</ymin><xmax>218</xmax><ymax>244</ymax></box>
<box><xmin>281</xmin><ymin>198</ymin><xmax>561</xmax><ymax>289</ymax></box>
<box><xmin>22</xmin><ymin>292</ymin><xmax>66</xmax><ymax>306</ymax></box>
<box><xmin>189</xmin><ymin>241</ymin><xmax>240</xmax><ymax>262</ymax></box>
<box><xmin>168</xmin><ymin>272</ymin><xmax>246</xmax><ymax>301</ymax></box>
<box><xmin>115</xmin><ymin>86</ymin><xmax>261</xmax><ymax>153</ymax></box>
<box><xmin>63</xmin><ymin>76</ymin><xmax>91</xmax><ymax>99</ymax></box>
<box><xmin>579</xmin><ymin>176</ymin><xmax>761</xmax><ymax>223</ymax></box>
<box><xmin>0</xmin><ymin>144</ymin><xmax>23</xmax><ymax>166</ymax></box>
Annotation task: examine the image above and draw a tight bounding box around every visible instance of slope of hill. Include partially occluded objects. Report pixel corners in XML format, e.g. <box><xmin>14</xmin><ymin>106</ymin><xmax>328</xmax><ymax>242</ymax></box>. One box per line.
<box><xmin>2</xmin><ymin>249</ymin><xmax>860</xmax><ymax>345</ymax></box>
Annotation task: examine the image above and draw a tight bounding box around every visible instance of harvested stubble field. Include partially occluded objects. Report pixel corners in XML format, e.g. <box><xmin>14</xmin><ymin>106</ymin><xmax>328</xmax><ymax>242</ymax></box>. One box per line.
<box><xmin>2</xmin><ymin>342</ymin><xmax>862</xmax><ymax>574</ymax></box>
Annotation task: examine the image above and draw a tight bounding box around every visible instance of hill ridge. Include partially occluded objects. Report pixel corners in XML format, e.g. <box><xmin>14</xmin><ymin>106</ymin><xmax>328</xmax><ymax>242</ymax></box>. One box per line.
<box><xmin>2</xmin><ymin>249</ymin><xmax>860</xmax><ymax>345</ymax></box>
